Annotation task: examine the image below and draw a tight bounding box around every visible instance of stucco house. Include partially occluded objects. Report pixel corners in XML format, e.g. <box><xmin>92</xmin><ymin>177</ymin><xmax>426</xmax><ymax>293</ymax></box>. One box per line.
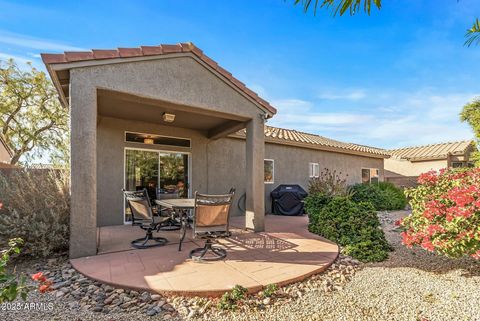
<box><xmin>385</xmin><ymin>140</ymin><xmax>476</xmax><ymax>187</ymax></box>
<box><xmin>0</xmin><ymin>135</ymin><xmax>13</xmax><ymax>165</ymax></box>
<box><xmin>41</xmin><ymin>42</ymin><xmax>389</xmax><ymax>259</ymax></box>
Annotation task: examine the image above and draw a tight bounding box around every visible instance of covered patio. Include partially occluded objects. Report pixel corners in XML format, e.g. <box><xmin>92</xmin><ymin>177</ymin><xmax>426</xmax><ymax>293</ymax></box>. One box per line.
<box><xmin>41</xmin><ymin>43</ymin><xmax>339</xmax><ymax>297</ymax></box>
<box><xmin>42</xmin><ymin>43</ymin><xmax>276</xmax><ymax>259</ymax></box>
<box><xmin>72</xmin><ymin>215</ymin><xmax>338</xmax><ymax>297</ymax></box>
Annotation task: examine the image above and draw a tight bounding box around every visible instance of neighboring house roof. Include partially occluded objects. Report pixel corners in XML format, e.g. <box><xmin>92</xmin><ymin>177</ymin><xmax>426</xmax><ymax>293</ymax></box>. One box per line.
<box><xmin>41</xmin><ymin>42</ymin><xmax>276</xmax><ymax>117</ymax></box>
<box><xmin>0</xmin><ymin>134</ymin><xmax>13</xmax><ymax>157</ymax></box>
<box><xmin>388</xmin><ymin>140</ymin><xmax>474</xmax><ymax>161</ymax></box>
<box><xmin>0</xmin><ymin>162</ymin><xmax>18</xmax><ymax>169</ymax></box>
<box><xmin>231</xmin><ymin>125</ymin><xmax>390</xmax><ymax>159</ymax></box>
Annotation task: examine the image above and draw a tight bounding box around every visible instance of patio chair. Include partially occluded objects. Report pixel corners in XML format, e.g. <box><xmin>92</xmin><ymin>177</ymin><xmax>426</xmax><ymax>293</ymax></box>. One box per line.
<box><xmin>123</xmin><ymin>189</ymin><xmax>169</xmax><ymax>249</ymax></box>
<box><xmin>189</xmin><ymin>189</ymin><xmax>235</xmax><ymax>261</ymax></box>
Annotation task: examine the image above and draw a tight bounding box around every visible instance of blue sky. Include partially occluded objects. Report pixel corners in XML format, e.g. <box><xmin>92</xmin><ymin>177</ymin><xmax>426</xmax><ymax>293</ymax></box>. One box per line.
<box><xmin>1</xmin><ymin>0</ymin><xmax>480</xmax><ymax>149</ymax></box>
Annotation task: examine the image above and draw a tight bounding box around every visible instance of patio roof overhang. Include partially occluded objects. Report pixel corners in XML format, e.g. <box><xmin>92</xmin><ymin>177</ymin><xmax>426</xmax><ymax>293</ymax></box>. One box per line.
<box><xmin>41</xmin><ymin>42</ymin><xmax>277</xmax><ymax>119</ymax></box>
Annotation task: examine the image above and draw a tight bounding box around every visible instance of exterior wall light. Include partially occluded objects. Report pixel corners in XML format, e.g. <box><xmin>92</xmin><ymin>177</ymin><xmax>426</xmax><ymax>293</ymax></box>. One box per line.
<box><xmin>162</xmin><ymin>113</ymin><xmax>176</xmax><ymax>123</ymax></box>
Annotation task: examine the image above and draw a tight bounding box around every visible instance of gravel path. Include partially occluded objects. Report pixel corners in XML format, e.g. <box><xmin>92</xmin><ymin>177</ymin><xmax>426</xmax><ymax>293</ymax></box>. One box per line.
<box><xmin>4</xmin><ymin>210</ymin><xmax>480</xmax><ymax>321</ymax></box>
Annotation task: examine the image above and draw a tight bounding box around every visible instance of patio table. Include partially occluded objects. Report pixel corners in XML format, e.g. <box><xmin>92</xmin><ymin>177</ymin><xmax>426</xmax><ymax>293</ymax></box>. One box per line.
<box><xmin>155</xmin><ymin>198</ymin><xmax>195</xmax><ymax>251</ymax></box>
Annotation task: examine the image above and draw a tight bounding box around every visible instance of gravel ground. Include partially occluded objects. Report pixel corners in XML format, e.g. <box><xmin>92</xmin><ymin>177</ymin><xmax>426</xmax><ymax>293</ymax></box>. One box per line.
<box><xmin>192</xmin><ymin>210</ymin><xmax>480</xmax><ymax>321</ymax></box>
<box><xmin>3</xmin><ymin>210</ymin><xmax>480</xmax><ymax>321</ymax></box>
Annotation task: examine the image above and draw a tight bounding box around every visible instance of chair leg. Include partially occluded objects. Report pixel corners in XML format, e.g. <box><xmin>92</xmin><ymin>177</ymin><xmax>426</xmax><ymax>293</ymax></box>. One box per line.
<box><xmin>189</xmin><ymin>239</ymin><xmax>227</xmax><ymax>261</ymax></box>
<box><xmin>131</xmin><ymin>228</ymin><xmax>168</xmax><ymax>249</ymax></box>
<box><xmin>158</xmin><ymin>216</ymin><xmax>181</xmax><ymax>231</ymax></box>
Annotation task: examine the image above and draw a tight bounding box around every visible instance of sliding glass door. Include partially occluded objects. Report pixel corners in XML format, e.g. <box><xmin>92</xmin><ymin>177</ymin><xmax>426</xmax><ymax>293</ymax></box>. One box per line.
<box><xmin>124</xmin><ymin>149</ymin><xmax>189</xmax><ymax>223</ymax></box>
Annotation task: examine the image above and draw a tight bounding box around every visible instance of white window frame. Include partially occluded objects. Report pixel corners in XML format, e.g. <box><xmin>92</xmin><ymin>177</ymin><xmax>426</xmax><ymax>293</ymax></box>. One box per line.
<box><xmin>264</xmin><ymin>159</ymin><xmax>275</xmax><ymax>184</ymax></box>
<box><xmin>362</xmin><ymin>167</ymin><xmax>379</xmax><ymax>184</ymax></box>
<box><xmin>309</xmin><ymin>162</ymin><xmax>320</xmax><ymax>178</ymax></box>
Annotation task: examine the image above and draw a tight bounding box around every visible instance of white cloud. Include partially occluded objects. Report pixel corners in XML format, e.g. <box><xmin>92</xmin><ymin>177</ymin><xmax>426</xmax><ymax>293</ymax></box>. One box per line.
<box><xmin>0</xmin><ymin>52</ymin><xmax>44</xmax><ymax>70</ymax></box>
<box><xmin>318</xmin><ymin>89</ymin><xmax>367</xmax><ymax>101</ymax></box>
<box><xmin>0</xmin><ymin>30</ymin><xmax>84</xmax><ymax>52</ymax></box>
<box><xmin>268</xmin><ymin>89</ymin><xmax>478</xmax><ymax>149</ymax></box>
<box><xmin>0</xmin><ymin>52</ymin><xmax>31</xmax><ymax>64</ymax></box>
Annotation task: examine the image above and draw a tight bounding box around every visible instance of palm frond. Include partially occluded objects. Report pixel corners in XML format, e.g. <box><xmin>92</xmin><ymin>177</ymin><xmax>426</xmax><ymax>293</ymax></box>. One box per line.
<box><xmin>294</xmin><ymin>0</ymin><xmax>381</xmax><ymax>16</ymax></box>
<box><xmin>465</xmin><ymin>18</ymin><xmax>480</xmax><ymax>47</ymax></box>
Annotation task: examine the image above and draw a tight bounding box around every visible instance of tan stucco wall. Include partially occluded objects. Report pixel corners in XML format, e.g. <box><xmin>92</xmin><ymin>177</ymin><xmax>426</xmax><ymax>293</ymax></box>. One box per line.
<box><xmin>71</xmin><ymin>55</ymin><xmax>264</xmax><ymax>120</ymax></box>
<box><xmin>0</xmin><ymin>143</ymin><xmax>11</xmax><ymax>163</ymax></box>
<box><xmin>96</xmin><ymin>117</ymin><xmax>210</xmax><ymax>226</ymax></box>
<box><xmin>384</xmin><ymin>158</ymin><xmax>448</xmax><ymax>177</ymax></box>
<box><xmin>207</xmin><ymin>137</ymin><xmax>385</xmax><ymax>216</ymax></box>
<box><xmin>96</xmin><ymin>121</ymin><xmax>385</xmax><ymax>226</ymax></box>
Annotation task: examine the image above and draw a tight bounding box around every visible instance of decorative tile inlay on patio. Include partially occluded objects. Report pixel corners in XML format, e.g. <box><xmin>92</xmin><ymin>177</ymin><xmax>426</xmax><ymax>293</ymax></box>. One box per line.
<box><xmin>71</xmin><ymin>215</ymin><xmax>339</xmax><ymax>297</ymax></box>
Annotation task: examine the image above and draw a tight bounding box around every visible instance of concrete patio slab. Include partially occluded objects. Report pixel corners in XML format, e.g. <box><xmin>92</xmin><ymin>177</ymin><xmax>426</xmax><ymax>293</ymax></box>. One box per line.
<box><xmin>71</xmin><ymin>215</ymin><xmax>339</xmax><ymax>297</ymax></box>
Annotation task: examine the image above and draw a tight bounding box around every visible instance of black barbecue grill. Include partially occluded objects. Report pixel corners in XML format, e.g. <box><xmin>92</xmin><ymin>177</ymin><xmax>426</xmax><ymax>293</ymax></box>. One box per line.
<box><xmin>270</xmin><ymin>184</ymin><xmax>308</xmax><ymax>216</ymax></box>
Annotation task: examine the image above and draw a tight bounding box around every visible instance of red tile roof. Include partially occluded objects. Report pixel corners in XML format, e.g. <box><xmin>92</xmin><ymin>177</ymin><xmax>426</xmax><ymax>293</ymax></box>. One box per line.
<box><xmin>41</xmin><ymin>42</ymin><xmax>276</xmax><ymax>115</ymax></box>
<box><xmin>232</xmin><ymin>125</ymin><xmax>390</xmax><ymax>158</ymax></box>
<box><xmin>388</xmin><ymin>140</ymin><xmax>474</xmax><ymax>161</ymax></box>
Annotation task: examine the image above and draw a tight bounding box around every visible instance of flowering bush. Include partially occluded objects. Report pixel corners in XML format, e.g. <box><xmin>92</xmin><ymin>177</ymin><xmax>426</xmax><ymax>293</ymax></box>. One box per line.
<box><xmin>400</xmin><ymin>168</ymin><xmax>480</xmax><ymax>259</ymax></box>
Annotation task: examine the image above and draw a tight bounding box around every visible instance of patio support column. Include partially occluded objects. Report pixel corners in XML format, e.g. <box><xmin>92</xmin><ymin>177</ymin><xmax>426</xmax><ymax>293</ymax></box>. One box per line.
<box><xmin>69</xmin><ymin>75</ymin><xmax>97</xmax><ymax>259</ymax></box>
<box><xmin>245</xmin><ymin>114</ymin><xmax>265</xmax><ymax>232</ymax></box>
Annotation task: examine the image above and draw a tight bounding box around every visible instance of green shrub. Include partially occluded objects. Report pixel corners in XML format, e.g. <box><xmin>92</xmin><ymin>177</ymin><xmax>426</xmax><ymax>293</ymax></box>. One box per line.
<box><xmin>308</xmin><ymin>197</ymin><xmax>391</xmax><ymax>262</ymax></box>
<box><xmin>305</xmin><ymin>193</ymin><xmax>333</xmax><ymax>234</ymax></box>
<box><xmin>0</xmin><ymin>169</ymin><xmax>70</xmax><ymax>257</ymax></box>
<box><xmin>350</xmin><ymin>182</ymin><xmax>407</xmax><ymax>211</ymax></box>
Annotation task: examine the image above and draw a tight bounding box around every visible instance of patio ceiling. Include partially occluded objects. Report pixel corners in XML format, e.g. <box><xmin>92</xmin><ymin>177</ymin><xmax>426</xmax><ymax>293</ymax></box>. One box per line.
<box><xmin>98</xmin><ymin>89</ymin><xmax>248</xmax><ymax>139</ymax></box>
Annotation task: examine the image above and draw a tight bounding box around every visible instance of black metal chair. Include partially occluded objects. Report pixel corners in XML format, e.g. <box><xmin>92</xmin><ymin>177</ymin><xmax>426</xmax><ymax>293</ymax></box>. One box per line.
<box><xmin>189</xmin><ymin>189</ymin><xmax>235</xmax><ymax>261</ymax></box>
<box><xmin>123</xmin><ymin>189</ymin><xmax>169</xmax><ymax>249</ymax></box>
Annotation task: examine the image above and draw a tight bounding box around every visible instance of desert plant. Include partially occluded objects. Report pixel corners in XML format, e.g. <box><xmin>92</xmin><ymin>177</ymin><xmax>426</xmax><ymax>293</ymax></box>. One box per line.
<box><xmin>308</xmin><ymin>196</ymin><xmax>391</xmax><ymax>262</ymax></box>
<box><xmin>0</xmin><ymin>238</ymin><xmax>29</xmax><ymax>303</ymax></box>
<box><xmin>0</xmin><ymin>169</ymin><xmax>70</xmax><ymax>257</ymax></box>
<box><xmin>308</xmin><ymin>168</ymin><xmax>349</xmax><ymax>197</ymax></box>
<box><xmin>263</xmin><ymin>283</ymin><xmax>278</xmax><ymax>298</ymax></box>
<box><xmin>400</xmin><ymin>168</ymin><xmax>480</xmax><ymax>259</ymax></box>
<box><xmin>217</xmin><ymin>285</ymin><xmax>248</xmax><ymax>310</ymax></box>
<box><xmin>350</xmin><ymin>182</ymin><xmax>407</xmax><ymax>211</ymax></box>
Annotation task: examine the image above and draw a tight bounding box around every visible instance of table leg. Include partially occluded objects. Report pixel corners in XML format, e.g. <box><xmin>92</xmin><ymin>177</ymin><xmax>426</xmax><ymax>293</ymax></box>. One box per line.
<box><xmin>178</xmin><ymin>211</ymin><xmax>187</xmax><ymax>251</ymax></box>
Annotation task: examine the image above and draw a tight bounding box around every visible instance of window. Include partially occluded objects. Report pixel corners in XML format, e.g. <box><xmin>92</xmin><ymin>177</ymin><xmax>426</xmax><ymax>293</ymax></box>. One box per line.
<box><xmin>362</xmin><ymin>168</ymin><xmax>379</xmax><ymax>184</ymax></box>
<box><xmin>309</xmin><ymin>163</ymin><xmax>320</xmax><ymax>178</ymax></box>
<box><xmin>264</xmin><ymin>159</ymin><xmax>274</xmax><ymax>184</ymax></box>
<box><xmin>125</xmin><ymin>132</ymin><xmax>190</xmax><ymax>148</ymax></box>
<box><xmin>124</xmin><ymin>149</ymin><xmax>190</xmax><ymax>223</ymax></box>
